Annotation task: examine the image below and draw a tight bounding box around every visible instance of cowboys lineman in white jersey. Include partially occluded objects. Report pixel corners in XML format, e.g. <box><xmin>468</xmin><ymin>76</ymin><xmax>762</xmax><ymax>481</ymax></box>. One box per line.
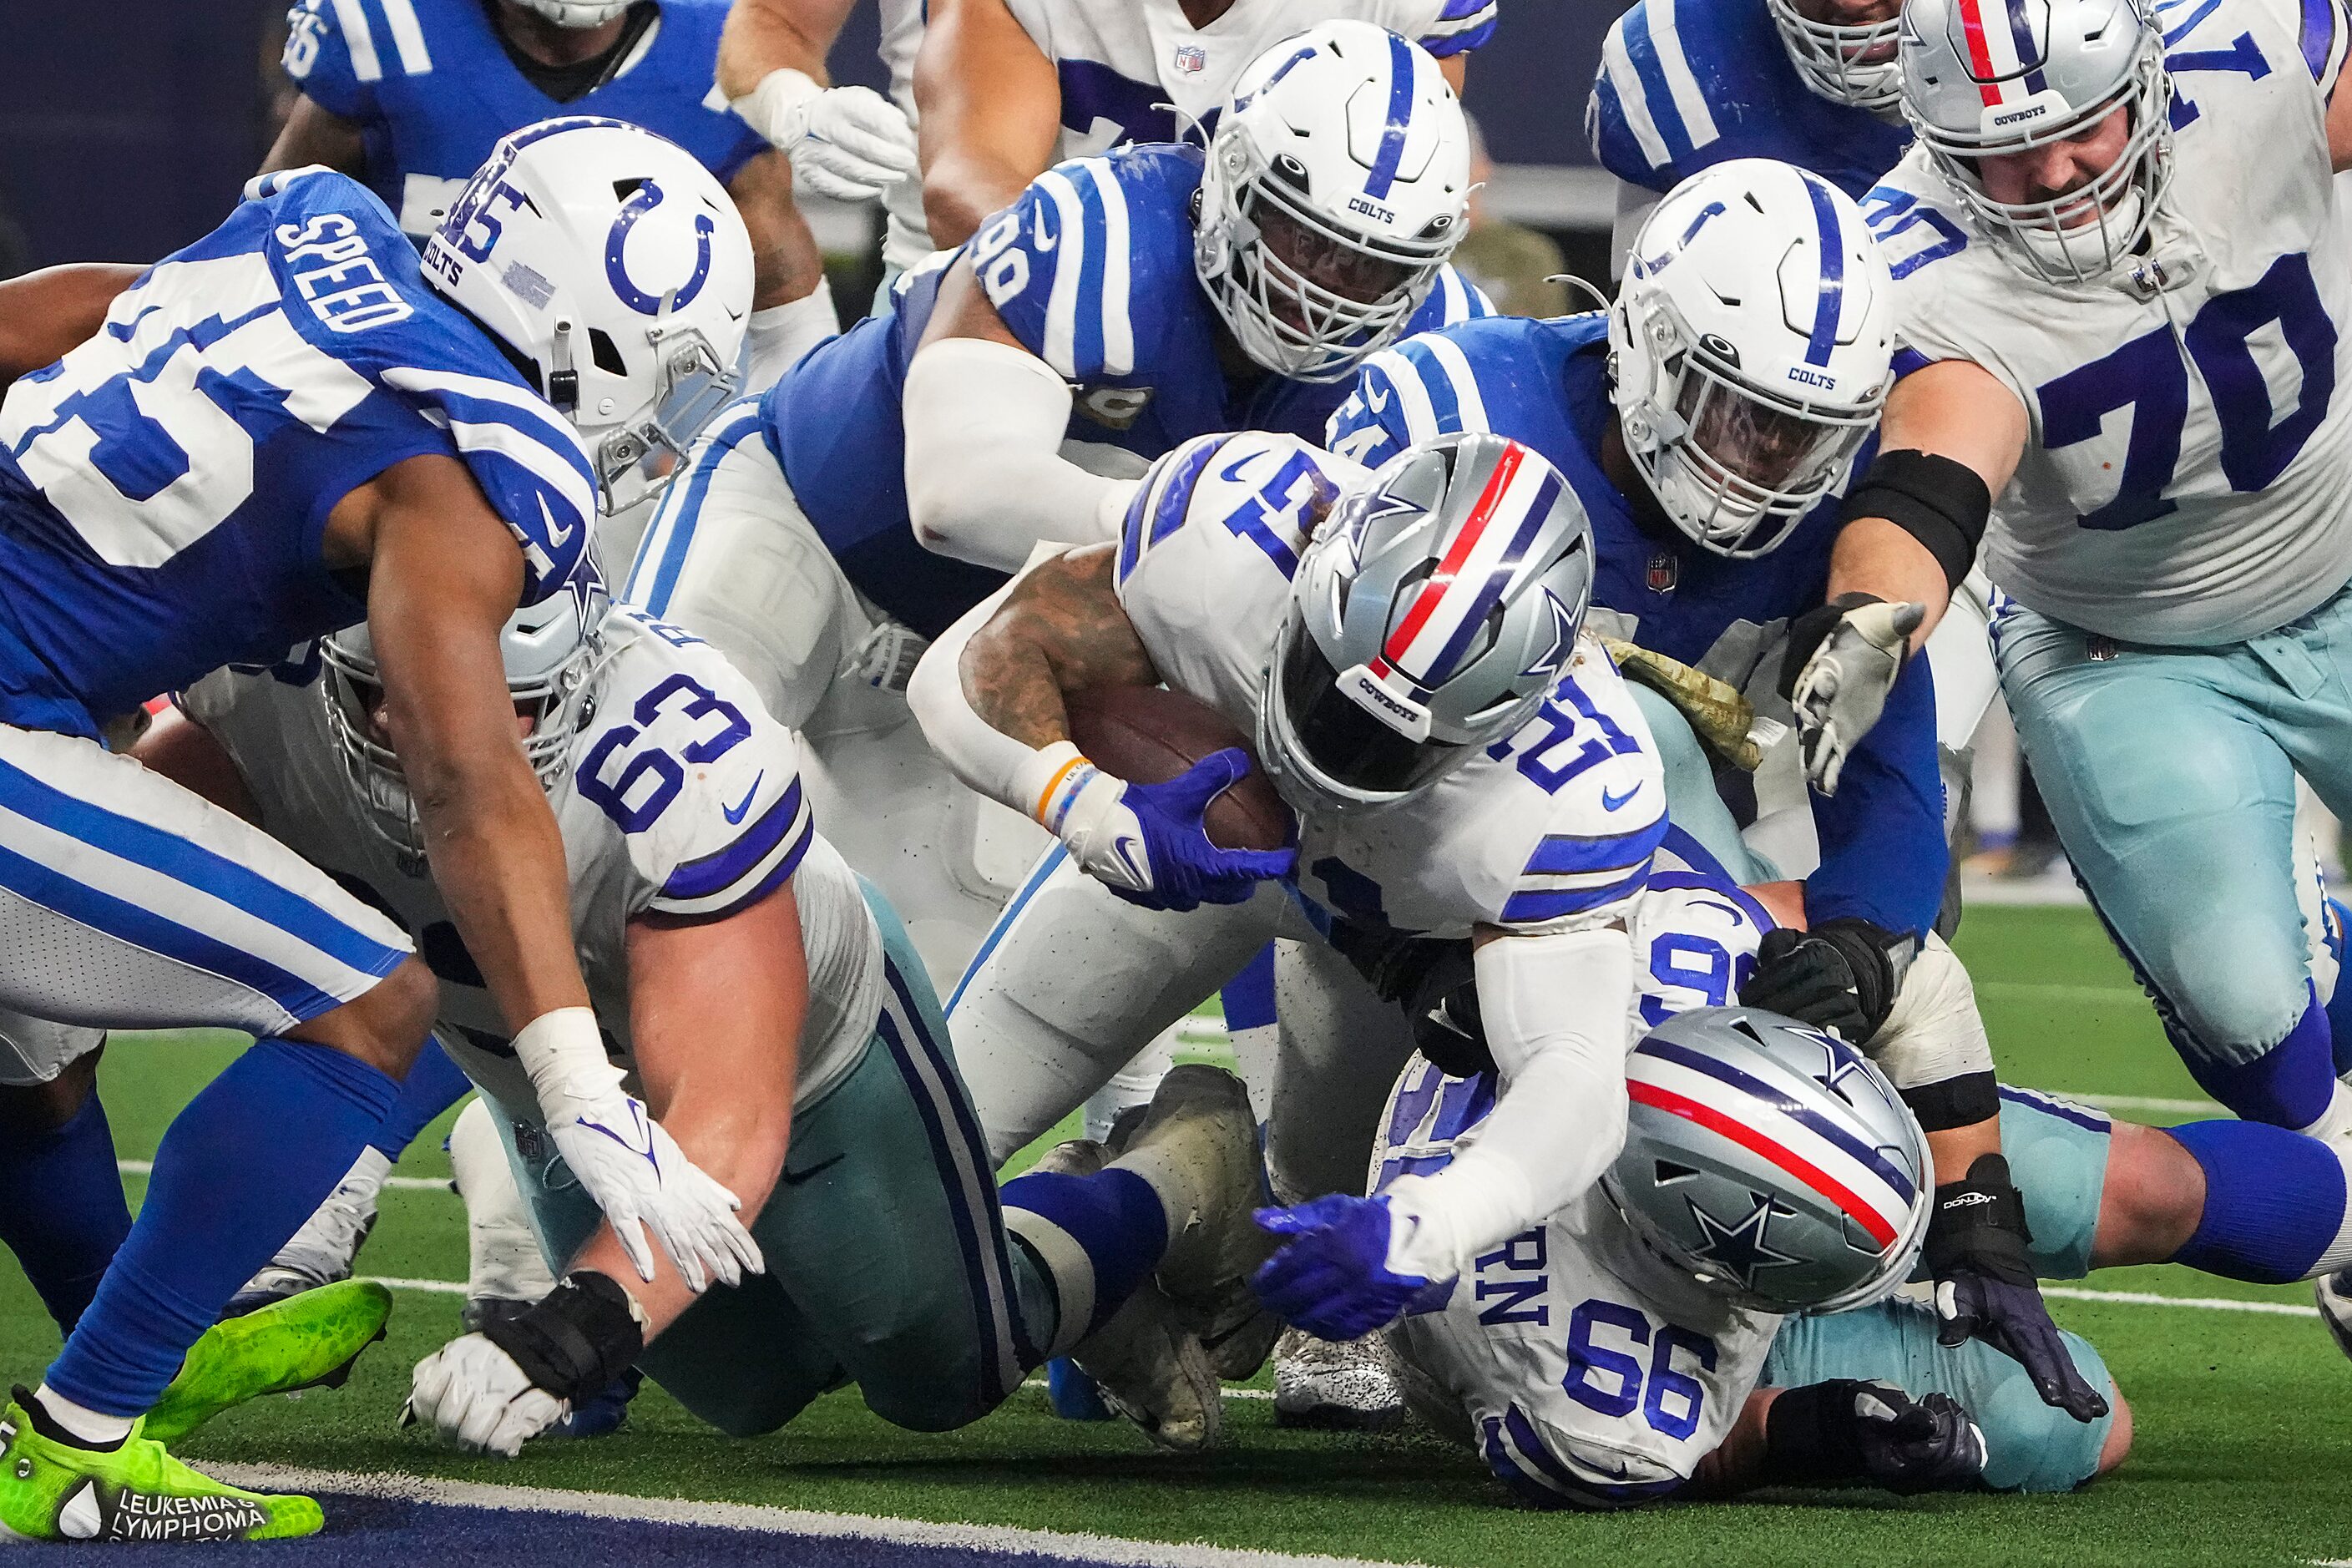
<box><xmin>1781</xmin><ymin>0</ymin><xmax>2352</xmax><ymax>1156</ymax></box>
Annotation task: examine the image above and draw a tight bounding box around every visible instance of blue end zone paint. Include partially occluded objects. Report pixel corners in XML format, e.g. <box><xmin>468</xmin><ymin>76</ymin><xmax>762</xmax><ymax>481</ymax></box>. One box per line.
<box><xmin>52</xmin><ymin>1494</ymin><xmax>1161</xmax><ymax>1566</ymax></box>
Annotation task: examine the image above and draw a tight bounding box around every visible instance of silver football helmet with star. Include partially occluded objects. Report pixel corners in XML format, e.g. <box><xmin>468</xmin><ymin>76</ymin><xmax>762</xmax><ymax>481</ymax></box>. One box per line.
<box><xmin>1604</xmin><ymin>1005</ymin><xmax>1932</xmax><ymax>1315</ymax></box>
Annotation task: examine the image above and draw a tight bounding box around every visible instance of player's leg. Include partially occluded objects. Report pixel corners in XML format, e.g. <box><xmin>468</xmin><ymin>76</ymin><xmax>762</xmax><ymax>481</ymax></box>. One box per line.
<box><xmin>0</xmin><ymin>726</ymin><xmax>430</xmax><ymax>1540</ymax></box>
<box><xmin>0</xmin><ymin>1020</ymin><xmax>124</xmax><ymax>1336</ymax></box>
<box><xmin>1995</xmin><ymin>604</ymin><xmax>2337</xmax><ymax>1131</ymax></box>
<box><xmin>1759</xmin><ymin>1302</ymin><xmax>2123</xmax><ymax>1493</ymax></box>
<box><xmin>1625</xmin><ymin>685</ymin><xmax>1776</xmax><ymax>883</ymax></box>
<box><xmin>951</xmin><ymin>846</ymin><xmax>1287</xmax><ymax>1164</ymax></box>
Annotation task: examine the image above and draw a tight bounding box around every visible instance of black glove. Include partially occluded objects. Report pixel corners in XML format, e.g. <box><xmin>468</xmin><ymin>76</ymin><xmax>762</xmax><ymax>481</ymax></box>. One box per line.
<box><xmin>1327</xmin><ymin>926</ymin><xmax>1496</xmax><ymax>1078</ymax></box>
<box><xmin>1763</xmin><ymin>1378</ymin><xmax>1987</xmax><ymax>1495</ymax></box>
<box><xmin>1738</xmin><ymin>918</ymin><xmax>1908</xmax><ymax>1044</ymax></box>
<box><xmin>1925</xmin><ymin>1154</ymin><xmax>2110</xmax><ymax>1424</ymax></box>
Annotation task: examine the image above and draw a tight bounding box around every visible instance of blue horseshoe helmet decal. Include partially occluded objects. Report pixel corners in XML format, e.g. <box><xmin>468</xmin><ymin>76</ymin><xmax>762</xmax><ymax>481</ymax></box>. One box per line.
<box><xmin>604</xmin><ymin>180</ymin><xmax>716</xmax><ymax>315</ymax></box>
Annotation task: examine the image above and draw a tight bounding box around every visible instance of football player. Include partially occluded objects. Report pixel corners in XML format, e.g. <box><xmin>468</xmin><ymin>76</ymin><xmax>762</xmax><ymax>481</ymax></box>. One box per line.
<box><xmin>1372</xmin><ymin>847</ymin><xmax>2352</xmax><ymax>1505</ymax></box>
<box><xmin>906</xmin><ymin>0</ymin><xmax>1495</xmax><ymax>265</ymax></box>
<box><xmin>0</xmin><ymin>119</ymin><xmax>754</xmax><ymax>1539</ymax></box>
<box><xmin>269</xmin><ymin>0</ymin><xmax>847</xmax><ymax>391</ymax></box>
<box><xmin>622</xmin><ymin>23</ymin><xmax>1488</xmax><ymax>986</ymax></box>
<box><xmin>1779</xmin><ymin>0</ymin><xmax>2352</xmax><ymax>1176</ymax></box>
<box><xmin>133</xmin><ymin>587</ymin><xmax>1268</xmax><ymax>1460</ymax></box>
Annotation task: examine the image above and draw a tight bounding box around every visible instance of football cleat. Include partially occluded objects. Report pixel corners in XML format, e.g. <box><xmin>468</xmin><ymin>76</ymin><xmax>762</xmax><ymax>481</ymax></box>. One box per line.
<box><xmin>0</xmin><ymin>1390</ymin><xmax>321</xmax><ymax>1543</ymax></box>
<box><xmin>224</xmin><ymin>1150</ymin><xmax>387</xmax><ymax>1317</ymax></box>
<box><xmin>1070</xmin><ymin>1282</ymin><xmax>1222</xmax><ymax>1453</ymax></box>
<box><xmin>1113</xmin><ymin>1066</ymin><xmax>1281</xmax><ymax>1380</ymax></box>
<box><xmin>2316</xmin><ymin>1268</ymin><xmax>2352</xmax><ymax>1361</ymax></box>
<box><xmin>144</xmin><ymin>1279</ymin><xmax>393</xmax><ymax>1444</ymax></box>
<box><xmin>1272</xmin><ymin>1325</ymin><xmax>1406</xmax><ymax>1432</ymax></box>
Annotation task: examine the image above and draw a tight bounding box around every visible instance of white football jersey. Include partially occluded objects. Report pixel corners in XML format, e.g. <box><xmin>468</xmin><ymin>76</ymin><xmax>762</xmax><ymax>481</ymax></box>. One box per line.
<box><xmin>181</xmin><ymin>606</ymin><xmax>880</xmax><ymax>1114</ymax></box>
<box><xmin>1379</xmin><ymin>873</ymin><xmax>1784</xmax><ymax>1504</ymax></box>
<box><xmin>1115</xmin><ymin>431</ymin><xmax>1667</xmax><ymax>938</ymax></box>
<box><xmin>1867</xmin><ymin>0</ymin><xmax>2352</xmax><ymax>645</ymax></box>
<box><xmin>873</xmin><ymin>0</ymin><xmax>1497</xmax><ymax>271</ymax></box>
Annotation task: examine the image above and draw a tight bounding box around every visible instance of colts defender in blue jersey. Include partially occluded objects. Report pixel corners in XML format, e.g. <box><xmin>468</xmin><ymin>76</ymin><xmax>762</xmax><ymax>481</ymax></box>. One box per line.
<box><xmin>1586</xmin><ymin>0</ymin><xmax>1908</xmax><ymax>255</ymax></box>
<box><xmin>0</xmin><ymin>119</ymin><xmax>760</xmax><ymax>1541</ymax></box>
<box><xmin>619</xmin><ymin>23</ymin><xmax>1488</xmax><ymax>994</ymax></box>
<box><xmin>269</xmin><ymin>0</ymin><xmax>844</xmax><ymax>392</ymax></box>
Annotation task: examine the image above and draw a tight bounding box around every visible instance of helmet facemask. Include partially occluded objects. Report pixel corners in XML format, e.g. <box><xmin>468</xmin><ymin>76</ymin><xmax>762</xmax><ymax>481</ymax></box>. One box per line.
<box><xmin>554</xmin><ymin>303</ymin><xmax>739</xmax><ymax>513</ymax></box>
<box><xmin>1765</xmin><ymin>0</ymin><xmax>1905</xmax><ymax>119</ymax></box>
<box><xmin>507</xmin><ymin>0</ymin><xmax>635</xmax><ymax>26</ymax></box>
<box><xmin>1198</xmin><ymin>131</ymin><xmax>1454</xmax><ymax>384</ymax></box>
<box><xmin>1908</xmin><ymin>28</ymin><xmax>2173</xmax><ymax>284</ymax></box>
<box><xmin>1257</xmin><ymin>609</ymin><xmax>1499</xmax><ymax>817</ymax></box>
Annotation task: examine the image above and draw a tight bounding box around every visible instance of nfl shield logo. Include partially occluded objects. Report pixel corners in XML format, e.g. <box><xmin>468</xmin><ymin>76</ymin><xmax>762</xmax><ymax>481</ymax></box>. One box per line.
<box><xmin>1646</xmin><ymin>551</ymin><xmax>1679</xmax><ymax>594</ymax></box>
<box><xmin>1174</xmin><ymin>44</ymin><xmax>1206</xmax><ymax>73</ymax></box>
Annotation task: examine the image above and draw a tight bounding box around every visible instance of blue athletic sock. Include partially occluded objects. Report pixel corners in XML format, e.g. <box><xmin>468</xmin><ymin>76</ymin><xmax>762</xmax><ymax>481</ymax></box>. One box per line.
<box><xmin>2179</xmin><ymin>989</ymin><xmax>2338</xmax><ymax>1130</ymax></box>
<box><xmin>43</xmin><ymin>1039</ymin><xmax>399</xmax><ymax>1417</ymax></box>
<box><xmin>368</xmin><ymin>1037</ymin><xmax>473</xmax><ymax>1163</ymax></box>
<box><xmin>1222</xmin><ymin>945</ymin><xmax>1277</xmax><ymax>1033</ymax></box>
<box><xmin>2324</xmin><ymin>899</ymin><xmax>2352</xmax><ymax>1077</ymax></box>
<box><xmin>2167</xmin><ymin>1118</ymin><xmax>2352</xmax><ymax>1283</ymax></box>
<box><xmin>1000</xmin><ymin>1167</ymin><xmax>1170</xmax><ymax>1358</ymax></box>
<box><xmin>0</xmin><ymin>1093</ymin><xmax>131</xmax><ymax>1335</ymax></box>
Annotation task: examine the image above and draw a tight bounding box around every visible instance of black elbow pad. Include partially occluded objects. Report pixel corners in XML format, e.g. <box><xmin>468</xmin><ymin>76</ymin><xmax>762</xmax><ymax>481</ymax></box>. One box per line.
<box><xmin>1836</xmin><ymin>449</ymin><xmax>1991</xmax><ymax>593</ymax></box>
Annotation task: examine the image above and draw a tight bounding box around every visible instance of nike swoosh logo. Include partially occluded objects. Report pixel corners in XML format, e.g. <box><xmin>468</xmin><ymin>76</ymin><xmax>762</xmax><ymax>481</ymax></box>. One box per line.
<box><xmin>1111</xmin><ymin>833</ymin><xmax>1150</xmax><ymax>888</ymax></box>
<box><xmin>1032</xmin><ymin>206</ymin><xmax>1056</xmax><ymax>250</ymax></box>
<box><xmin>723</xmin><ymin>771</ymin><xmax>764</xmax><ymax>825</ymax></box>
<box><xmin>1601</xmin><ymin>783</ymin><xmax>1640</xmax><ymax>812</ymax></box>
<box><xmin>779</xmin><ymin>1152</ymin><xmax>845</xmax><ymax>1187</ymax></box>
<box><xmin>538</xmin><ymin>491</ymin><xmax>576</xmax><ymax>547</ymax></box>
<box><xmin>1364</xmin><ymin>380</ymin><xmax>1390</xmax><ymax>412</ymax></box>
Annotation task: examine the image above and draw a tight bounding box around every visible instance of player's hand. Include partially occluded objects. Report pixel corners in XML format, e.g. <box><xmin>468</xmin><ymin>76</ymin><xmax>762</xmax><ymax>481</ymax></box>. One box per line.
<box><xmin>741</xmin><ymin>70</ymin><xmax>918</xmax><ymax>202</ymax></box>
<box><xmin>1781</xmin><ymin>594</ymin><xmax>1925</xmax><ymax>796</ymax></box>
<box><xmin>1927</xmin><ymin>1155</ymin><xmax>2109</xmax><ymax>1424</ymax></box>
<box><xmin>542</xmin><ymin>1073</ymin><xmax>764</xmax><ymax>1292</ymax></box>
<box><xmin>1848</xmin><ymin>1384</ymin><xmax>1987</xmax><ymax>1495</ymax></box>
<box><xmin>402</xmin><ymin>1334</ymin><xmax>566</xmax><ymax>1459</ymax></box>
<box><xmin>1738</xmin><ymin>918</ymin><xmax>1909</xmax><ymax>1045</ymax></box>
<box><xmin>1056</xmin><ymin>749</ymin><xmax>1296</xmax><ymax>912</ymax></box>
<box><xmin>1251</xmin><ymin>1195</ymin><xmax>1430</xmax><ymax>1340</ymax></box>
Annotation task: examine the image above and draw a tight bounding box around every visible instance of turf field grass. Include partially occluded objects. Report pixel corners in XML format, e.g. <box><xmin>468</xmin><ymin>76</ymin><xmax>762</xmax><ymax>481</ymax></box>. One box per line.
<box><xmin>9</xmin><ymin>904</ymin><xmax>2350</xmax><ymax>1567</ymax></box>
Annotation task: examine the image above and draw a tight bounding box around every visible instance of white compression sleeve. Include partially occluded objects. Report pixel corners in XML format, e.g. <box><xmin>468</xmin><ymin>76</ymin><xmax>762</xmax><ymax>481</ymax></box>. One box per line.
<box><xmin>1382</xmin><ymin>927</ymin><xmax>1637</xmax><ymax>1283</ymax></box>
<box><xmin>901</xmin><ymin>337</ymin><xmax>1138</xmax><ymax>572</ymax></box>
<box><xmin>742</xmin><ymin>289</ymin><xmax>839</xmax><ymax>392</ymax></box>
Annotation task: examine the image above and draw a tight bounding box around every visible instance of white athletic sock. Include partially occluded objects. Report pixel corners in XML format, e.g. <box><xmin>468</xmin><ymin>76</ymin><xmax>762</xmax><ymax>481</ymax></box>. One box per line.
<box><xmin>33</xmin><ymin>1383</ymin><xmax>134</xmax><ymax>1447</ymax></box>
<box><xmin>2296</xmin><ymin>1079</ymin><xmax>2352</xmax><ymax>1146</ymax></box>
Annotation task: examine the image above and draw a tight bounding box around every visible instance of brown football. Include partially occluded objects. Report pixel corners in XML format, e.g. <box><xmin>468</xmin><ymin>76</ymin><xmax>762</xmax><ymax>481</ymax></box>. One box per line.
<box><xmin>1063</xmin><ymin>685</ymin><xmax>1296</xmax><ymax>852</ymax></box>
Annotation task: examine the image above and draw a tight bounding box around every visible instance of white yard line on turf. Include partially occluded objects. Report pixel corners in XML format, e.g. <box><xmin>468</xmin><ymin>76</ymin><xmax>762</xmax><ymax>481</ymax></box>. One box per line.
<box><xmin>204</xmin><ymin>1465</ymin><xmax>1429</xmax><ymax>1568</ymax></box>
<box><xmin>114</xmin><ymin>1159</ymin><xmax>449</xmax><ymax>1192</ymax></box>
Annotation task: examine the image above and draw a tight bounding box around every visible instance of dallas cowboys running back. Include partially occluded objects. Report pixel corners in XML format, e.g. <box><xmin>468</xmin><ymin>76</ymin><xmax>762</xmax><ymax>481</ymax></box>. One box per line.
<box><xmin>902</xmin><ymin>0</ymin><xmax>1498</xmax><ymax>263</ymax></box>
<box><xmin>1779</xmin><ymin>0</ymin><xmax>2352</xmax><ymax>1153</ymax></box>
<box><xmin>914</xmin><ymin>430</ymin><xmax>1677</xmax><ymax>1355</ymax></box>
<box><xmin>623</xmin><ymin>23</ymin><xmax>1490</xmax><ymax>983</ymax></box>
<box><xmin>0</xmin><ymin>119</ymin><xmax>754</xmax><ymax>1540</ymax></box>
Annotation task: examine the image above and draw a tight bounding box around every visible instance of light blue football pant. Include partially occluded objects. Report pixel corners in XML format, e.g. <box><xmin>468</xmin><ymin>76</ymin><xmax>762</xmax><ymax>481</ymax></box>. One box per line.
<box><xmin>1627</xmin><ymin>684</ymin><xmax>1781</xmax><ymax>884</ymax></box>
<box><xmin>488</xmin><ymin>885</ymin><xmax>1056</xmax><ymax>1435</ymax></box>
<box><xmin>1763</xmin><ymin>1090</ymin><xmax>2117</xmax><ymax>1493</ymax></box>
<box><xmin>1991</xmin><ymin>587</ymin><xmax>2352</xmax><ymax>1076</ymax></box>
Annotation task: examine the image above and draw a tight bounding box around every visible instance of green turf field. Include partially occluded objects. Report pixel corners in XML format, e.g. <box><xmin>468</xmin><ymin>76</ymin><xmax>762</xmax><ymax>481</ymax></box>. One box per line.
<box><xmin>14</xmin><ymin>904</ymin><xmax>2352</xmax><ymax>1567</ymax></box>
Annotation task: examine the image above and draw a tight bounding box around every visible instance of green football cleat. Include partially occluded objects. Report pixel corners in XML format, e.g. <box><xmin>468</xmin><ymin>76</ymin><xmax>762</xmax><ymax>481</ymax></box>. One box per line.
<box><xmin>144</xmin><ymin>1278</ymin><xmax>393</xmax><ymax>1444</ymax></box>
<box><xmin>0</xmin><ymin>1391</ymin><xmax>321</xmax><ymax>1542</ymax></box>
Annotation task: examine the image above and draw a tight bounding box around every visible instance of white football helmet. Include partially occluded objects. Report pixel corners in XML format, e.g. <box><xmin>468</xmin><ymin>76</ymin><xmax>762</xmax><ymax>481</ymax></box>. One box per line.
<box><xmin>1899</xmin><ymin>0</ymin><xmax>2172</xmax><ymax>282</ymax></box>
<box><xmin>508</xmin><ymin>0</ymin><xmax>634</xmax><ymax>27</ymax></box>
<box><xmin>1609</xmin><ymin>159</ymin><xmax>1895</xmax><ymax>559</ymax></box>
<box><xmin>424</xmin><ymin>117</ymin><xmax>755</xmax><ymax>511</ymax></box>
<box><xmin>1764</xmin><ymin>0</ymin><xmax>1904</xmax><ymax>118</ymax></box>
<box><xmin>1196</xmin><ymin>23</ymin><xmax>1469</xmax><ymax>384</ymax></box>
<box><xmin>320</xmin><ymin>583</ymin><xmax>608</xmax><ymax>867</ymax></box>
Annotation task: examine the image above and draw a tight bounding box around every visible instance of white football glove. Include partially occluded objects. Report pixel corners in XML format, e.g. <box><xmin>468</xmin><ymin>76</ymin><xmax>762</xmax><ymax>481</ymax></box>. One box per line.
<box><xmin>402</xmin><ymin>1334</ymin><xmax>566</xmax><ymax>1459</ymax></box>
<box><xmin>1786</xmin><ymin>596</ymin><xmax>1926</xmax><ymax>797</ymax></box>
<box><xmin>542</xmin><ymin>1068</ymin><xmax>763</xmax><ymax>1292</ymax></box>
<box><xmin>738</xmin><ymin>68</ymin><xmax>918</xmax><ymax>203</ymax></box>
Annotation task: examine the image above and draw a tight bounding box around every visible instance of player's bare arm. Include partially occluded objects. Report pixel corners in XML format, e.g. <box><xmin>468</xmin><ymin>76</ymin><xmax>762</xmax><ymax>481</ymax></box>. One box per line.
<box><xmin>959</xmin><ymin>544</ymin><xmax>1161</xmax><ymax>748</ymax></box>
<box><xmin>716</xmin><ymin>0</ymin><xmax>855</xmax><ymax>97</ymax></box>
<box><xmin>557</xmin><ymin>888</ymin><xmax>812</xmax><ymax>1338</ymax></box>
<box><xmin>127</xmin><ymin>707</ymin><xmax>263</xmax><ymax>827</ymax></box>
<box><xmin>0</xmin><ymin>264</ymin><xmax>141</xmax><ymax>388</ymax></box>
<box><xmin>728</xmin><ymin>148</ymin><xmax>827</xmax><ymax>311</ymax></box>
<box><xmin>914</xmin><ymin>0</ymin><xmax>1060</xmax><ymax>249</ymax></box>
<box><xmin>259</xmin><ymin>93</ymin><xmax>368</xmax><ymax>177</ymax></box>
<box><xmin>723</xmin><ymin>0</ymin><xmax>916</xmax><ymax>205</ymax></box>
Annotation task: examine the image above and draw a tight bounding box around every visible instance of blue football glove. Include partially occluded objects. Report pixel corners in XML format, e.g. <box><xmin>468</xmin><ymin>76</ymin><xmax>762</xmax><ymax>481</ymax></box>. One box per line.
<box><xmin>1250</xmin><ymin>1195</ymin><xmax>1430</xmax><ymax>1341</ymax></box>
<box><xmin>1055</xmin><ymin>748</ymin><xmax>1296</xmax><ymax>913</ymax></box>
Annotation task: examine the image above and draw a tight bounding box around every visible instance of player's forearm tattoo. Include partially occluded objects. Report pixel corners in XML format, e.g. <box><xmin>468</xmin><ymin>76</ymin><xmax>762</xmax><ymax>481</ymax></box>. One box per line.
<box><xmin>961</xmin><ymin>544</ymin><xmax>1158</xmax><ymax>748</ymax></box>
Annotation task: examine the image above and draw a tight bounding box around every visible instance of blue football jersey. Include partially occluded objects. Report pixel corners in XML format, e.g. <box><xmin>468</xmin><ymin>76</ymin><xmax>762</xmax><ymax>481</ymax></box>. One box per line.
<box><xmin>1325</xmin><ymin>312</ymin><xmax>1945</xmax><ymax>937</ymax></box>
<box><xmin>1586</xmin><ymin>0</ymin><xmax>1909</xmax><ymax>201</ymax></box>
<box><xmin>761</xmin><ymin>141</ymin><xmax>1490</xmax><ymax>639</ymax></box>
<box><xmin>0</xmin><ymin>169</ymin><xmax>595</xmax><ymax>739</ymax></box>
<box><xmin>282</xmin><ymin>0</ymin><xmax>767</xmax><ymax>237</ymax></box>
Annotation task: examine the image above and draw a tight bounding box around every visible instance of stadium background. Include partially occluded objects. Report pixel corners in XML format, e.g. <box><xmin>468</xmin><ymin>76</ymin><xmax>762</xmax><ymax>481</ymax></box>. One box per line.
<box><xmin>0</xmin><ymin>3</ymin><xmax>2348</xmax><ymax>1563</ymax></box>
